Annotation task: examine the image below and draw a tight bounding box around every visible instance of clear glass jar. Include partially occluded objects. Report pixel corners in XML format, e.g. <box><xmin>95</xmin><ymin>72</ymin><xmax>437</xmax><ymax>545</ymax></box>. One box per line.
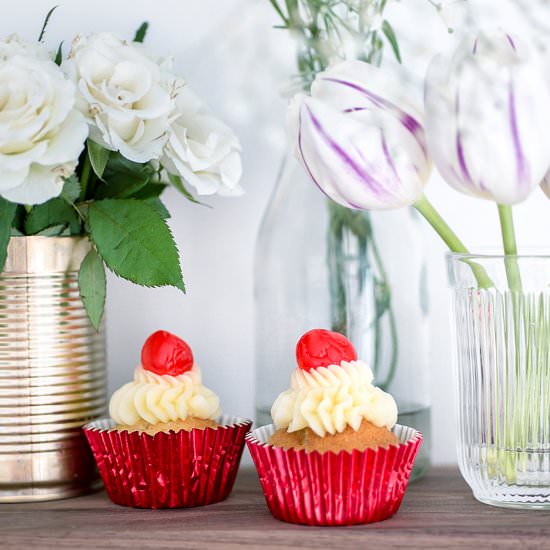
<box><xmin>448</xmin><ymin>253</ymin><xmax>550</xmax><ymax>508</ymax></box>
<box><xmin>255</xmin><ymin>155</ymin><xmax>431</xmax><ymax>479</ymax></box>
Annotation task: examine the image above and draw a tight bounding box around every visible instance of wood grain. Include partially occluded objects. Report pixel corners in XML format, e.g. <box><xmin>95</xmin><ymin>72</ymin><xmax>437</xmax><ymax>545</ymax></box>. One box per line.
<box><xmin>1</xmin><ymin>467</ymin><xmax>549</xmax><ymax>549</ymax></box>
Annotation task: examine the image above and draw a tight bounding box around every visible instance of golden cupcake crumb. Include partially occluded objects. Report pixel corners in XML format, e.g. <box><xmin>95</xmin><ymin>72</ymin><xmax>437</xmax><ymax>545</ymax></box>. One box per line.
<box><xmin>269</xmin><ymin>419</ymin><xmax>399</xmax><ymax>453</ymax></box>
<box><xmin>117</xmin><ymin>417</ymin><xmax>218</xmax><ymax>435</ymax></box>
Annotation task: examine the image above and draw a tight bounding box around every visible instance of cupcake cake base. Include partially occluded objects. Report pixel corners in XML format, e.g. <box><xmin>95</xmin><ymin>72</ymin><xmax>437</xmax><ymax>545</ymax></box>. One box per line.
<box><xmin>117</xmin><ymin>417</ymin><xmax>219</xmax><ymax>435</ymax></box>
<box><xmin>269</xmin><ymin>419</ymin><xmax>400</xmax><ymax>453</ymax></box>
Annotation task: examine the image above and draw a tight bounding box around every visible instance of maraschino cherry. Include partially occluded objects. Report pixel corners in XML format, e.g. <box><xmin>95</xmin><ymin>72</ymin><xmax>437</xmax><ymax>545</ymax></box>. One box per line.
<box><xmin>141</xmin><ymin>330</ymin><xmax>194</xmax><ymax>376</ymax></box>
<box><xmin>296</xmin><ymin>329</ymin><xmax>357</xmax><ymax>371</ymax></box>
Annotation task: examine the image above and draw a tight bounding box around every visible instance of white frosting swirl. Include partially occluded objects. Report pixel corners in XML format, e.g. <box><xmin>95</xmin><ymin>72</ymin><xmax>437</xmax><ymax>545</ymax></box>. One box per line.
<box><xmin>271</xmin><ymin>360</ymin><xmax>397</xmax><ymax>437</ymax></box>
<box><xmin>109</xmin><ymin>365</ymin><xmax>221</xmax><ymax>425</ymax></box>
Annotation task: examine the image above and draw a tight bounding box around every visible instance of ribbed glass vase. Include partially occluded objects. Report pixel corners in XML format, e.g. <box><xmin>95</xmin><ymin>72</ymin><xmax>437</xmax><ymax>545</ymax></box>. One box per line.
<box><xmin>448</xmin><ymin>253</ymin><xmax>550</xmax><ymax>508</ymax></box>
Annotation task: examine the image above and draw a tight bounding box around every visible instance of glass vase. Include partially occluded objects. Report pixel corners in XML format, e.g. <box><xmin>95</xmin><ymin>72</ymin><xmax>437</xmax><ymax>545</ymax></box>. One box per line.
<box><xmin>448</xmin><ymin>253</ymin><xmax>550</xmax><ymax>508</ymax></box>
<box><xmin>255</xmin><ymin>155</ymin><xmax>431</xmax><ymax>479</ymax></box>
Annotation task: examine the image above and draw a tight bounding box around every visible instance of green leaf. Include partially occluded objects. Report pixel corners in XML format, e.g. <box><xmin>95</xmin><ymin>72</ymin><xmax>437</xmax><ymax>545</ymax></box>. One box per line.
<box><xmin>24</xmin><ymin>199</ymin><xmax>81</xmax><ymax>235</ymax></box>
<box><xmin>96</xmin><ymin>153</ymin><xmax>155</xmax><ymax>198</ymax></box>
<box><xmin>88</xmin><ymin>199</ymin><xmax>184</xmax><ymax>291</ymax></box>
<box><xmin>78</xmin><ymin>247</ymin><xmax>106</xmax><ymax>330</ymax></box>
<box><xmin>87</xmin><ymin>140</ymin><xmax>110</xmax><ymax>181</ymax></box>
<box><xmin>382</xmin><ymin>20</ymin><xmax>401</xmax><ymax>63</ymax></box>
<box><xmin>54</xmin><ymin>41</ymin><xmax>63</xmax><ymax>65</ymax></box>
<box><xmin>167</xmin><ymin>173</ymin><xmax>210</xmax><ymax>207</ymax></box>
<box><xmin>11</xmin><ymin>206</ymin><xmax>26</xmax><ymax>234</ymax></box>
<box><xmin>0</xmin><ymin>198</ymin><xmax>17</xmax><ymax>272</ymax></box>
<box><xmin>131</xmin><ymin>182</ymin><xmax>167</xmax><ymax>200</ymax></box>
<box><xmin>61</xmin><ymin>176</ymin><xmax>81</xmax><ymax>204</ymax></box>
<box><xmin>133</xmin><ymin>21</ymin><xmax>149</xmax><ymax>43</ymax></box>
<box><xmin>35</xmin><ymin>224</ymin><xmax>67</xmax><ymax>236</ymax></box>
<box><xmin>38</xmin><ymin>6</ymin><xmax>58</xmax><ymax>42</ymax></box>
<box><xmin>145</xmin><ymin>197</ymin><xmax>170</xmax><ymax>219</ymax></box>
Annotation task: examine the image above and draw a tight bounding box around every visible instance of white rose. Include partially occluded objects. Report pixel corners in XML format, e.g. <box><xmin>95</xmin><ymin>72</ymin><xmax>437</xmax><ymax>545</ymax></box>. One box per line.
<box><xmin>0</xmin><ymin>36</ymin><xmax>88</xmax><ymax>205</ymax></box>
<box><xmin>162</xmin><ymin>83</ymin><xmax>243</xmax><ymax>196</ymax></box>
<box><xmin>64</xmin><ymin>33</ymin><xmax>174</xmax><ymax>163</ymax></box>
<box><xmin>0</xmin><ymin>34</ymin><xmax>50</xmax><ymax>61</ymax></box>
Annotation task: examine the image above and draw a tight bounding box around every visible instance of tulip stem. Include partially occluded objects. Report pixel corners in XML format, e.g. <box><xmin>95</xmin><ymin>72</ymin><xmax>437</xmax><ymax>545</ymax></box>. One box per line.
<box><xmin>414</xmin><ymin>196</ymin><xmax>467</xmax><ymax>252</ymax></box>
<box><xmin>414</xmin><ymin>195</ymin><xmax>492</xmax><ymax>289</ymax></box>
<box><xmin>497</xmin><ymin>204</ymin><xmax>519</xmax><ymax>255</ymax></box>
<box><xmin>497</xmin><ymin>204</ymin><xmax>522</xmax><ymax>292</ymax></box>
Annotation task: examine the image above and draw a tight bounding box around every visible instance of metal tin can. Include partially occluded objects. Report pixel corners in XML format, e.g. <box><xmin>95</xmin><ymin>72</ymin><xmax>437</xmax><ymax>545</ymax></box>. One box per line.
<box><xmin>0</xmin><ymin>236</ymin><xmax>107</xmax><ymax>502</ymax></box>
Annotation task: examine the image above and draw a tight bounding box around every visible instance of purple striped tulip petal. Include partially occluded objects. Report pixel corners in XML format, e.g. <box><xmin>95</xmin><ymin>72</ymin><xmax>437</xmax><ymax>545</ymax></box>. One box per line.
<box><xmin>425</xmin><ymin>31</ymin><xmax>550</xmax><ymax>205</ymax></box>
<box><xmin>287</xmin><ymin>61</ymin><xmax>431</xmax><ymax>211</ymax></box>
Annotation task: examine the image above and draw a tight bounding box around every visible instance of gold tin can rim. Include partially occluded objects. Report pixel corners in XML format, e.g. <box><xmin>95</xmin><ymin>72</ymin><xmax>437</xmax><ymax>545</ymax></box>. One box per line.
<box><xmin>3</xmin><ymin>236</ymin><xmax>90</xmax><ymax>274</ymax></box>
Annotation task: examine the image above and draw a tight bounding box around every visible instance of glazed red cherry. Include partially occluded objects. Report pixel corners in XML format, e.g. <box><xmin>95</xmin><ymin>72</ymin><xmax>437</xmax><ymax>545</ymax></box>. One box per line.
<box><xmin>141</xmin><ymin>330</ymin><xmax>194</xmax><ymax>376</ymax></box>
<box><xmin>296</xmin><ymin>329</ymin><xmax>357</xmax><ymax>371</ymax></box>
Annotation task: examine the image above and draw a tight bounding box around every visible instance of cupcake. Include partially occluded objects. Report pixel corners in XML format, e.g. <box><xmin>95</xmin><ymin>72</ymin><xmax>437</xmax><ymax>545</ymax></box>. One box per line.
<box><xmin>84</xmin><ymin>330</ymin><xmax>252</xmax><ymax>509</ymax></box>
<box><xmin>247</xmin><ymin>329</ymin><xmax>422</xmax><ymax>526</ymax></box>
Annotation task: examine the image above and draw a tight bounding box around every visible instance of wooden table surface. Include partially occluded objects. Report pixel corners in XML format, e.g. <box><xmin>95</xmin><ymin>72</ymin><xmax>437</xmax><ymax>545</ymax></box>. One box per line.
<box><xmin>2</xmin><ymin>467</ymin><xmax>550</xmax><ymax>549</ymax></box>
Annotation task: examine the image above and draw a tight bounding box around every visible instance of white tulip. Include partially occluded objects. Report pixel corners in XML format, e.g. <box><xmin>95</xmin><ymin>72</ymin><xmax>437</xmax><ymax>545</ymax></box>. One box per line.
<box><xmin>162</xmin><ymin>83</ymin><xmax>243</xmax><ymax>196</ymax></box>
<box><xmin>287</xmin><ymin>61</ymin><xmax>430</xmax><ymax>210</ymax></box>
<box><xmin>0</xmin><ymin>36</ymin><xmax>87</xmax><ymax>205</ymax></box>
<box><xmin>425</xmin><ymin>31</ymin><xmax>550</xmax><ymax>205</ymax></box>
<box><xmin>64</xmin><ymin>33</ymin><xmax>173</xmax><ymax>163</ymax></box>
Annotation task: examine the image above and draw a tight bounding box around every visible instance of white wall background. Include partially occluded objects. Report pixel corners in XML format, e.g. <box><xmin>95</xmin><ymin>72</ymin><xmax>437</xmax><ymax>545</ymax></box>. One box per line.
<box><xmin>3</xmin><ymin>0</ymin><xmax>550</xmax><ymax>465</ymax></box>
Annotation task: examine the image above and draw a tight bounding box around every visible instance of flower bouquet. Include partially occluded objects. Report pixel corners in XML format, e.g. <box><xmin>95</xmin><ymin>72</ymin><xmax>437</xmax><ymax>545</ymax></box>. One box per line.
<box><xmin>287</xmin><ymin>26</ymin><xmax>550</xmax><ymax>509</ymax></box>
<box><xmin>0</xmin><ymin>11</ymin><xmax>242</xmax><ymax>502</ymax></box>
<box><xmin>0</xmin><ymin>12</ymin><xmax>242</xmax><ymax>328</ymax></box>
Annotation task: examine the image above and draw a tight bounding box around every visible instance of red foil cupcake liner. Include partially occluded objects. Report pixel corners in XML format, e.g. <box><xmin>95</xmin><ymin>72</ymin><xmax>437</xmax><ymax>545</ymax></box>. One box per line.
<box><xmin>246</xmin><ymin>423</ymin><xmax>422</xmax><ymax>526</ymax></box>
<box><xmin>84</xmin><ymin>415</ymin><xmax>252</xmax><ymax>509</ymax></box>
